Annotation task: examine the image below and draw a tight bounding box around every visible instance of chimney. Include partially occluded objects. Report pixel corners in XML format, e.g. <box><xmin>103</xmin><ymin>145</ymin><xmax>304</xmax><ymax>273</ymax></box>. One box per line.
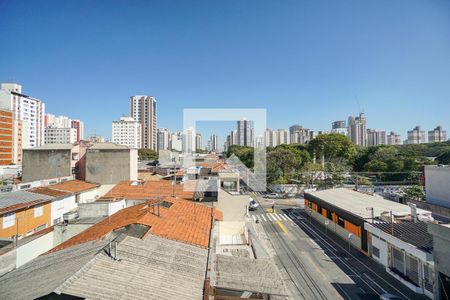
<box><xmin>408</xmin><ymin>202</ymin><xmax>417</xmax><ymax>223</ymax></box>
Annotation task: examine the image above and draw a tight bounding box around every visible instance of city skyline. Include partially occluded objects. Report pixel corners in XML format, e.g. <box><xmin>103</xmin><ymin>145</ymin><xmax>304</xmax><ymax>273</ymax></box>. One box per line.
<box><xmin>1</xmin><ymin>1</ymin><xmax>449</xmax><ymax>140</ymax></box>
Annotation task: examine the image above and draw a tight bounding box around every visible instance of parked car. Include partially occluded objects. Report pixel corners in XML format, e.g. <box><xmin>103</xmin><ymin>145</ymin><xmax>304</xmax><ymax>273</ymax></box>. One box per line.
<box><xmin>248</xmin><ymin>198</ymin><xmax>259</xmax><ymax>211</ymax></box>
<box><xmin>263</xmin><ymin>193</ymin><xmax>279</xmax><ymax>199</ymax></box>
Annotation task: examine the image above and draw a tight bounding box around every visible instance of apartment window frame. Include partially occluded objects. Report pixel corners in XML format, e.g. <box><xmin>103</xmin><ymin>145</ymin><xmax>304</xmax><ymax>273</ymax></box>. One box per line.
<box><xmin>2</xmin><ymin>212</ymin><xmax>16</xmax><ymax>229</ymax></box>
<box><xmin>34</xmin><ymin>204</ymin><xmax>44</xmax><ymax>218</ymax></box>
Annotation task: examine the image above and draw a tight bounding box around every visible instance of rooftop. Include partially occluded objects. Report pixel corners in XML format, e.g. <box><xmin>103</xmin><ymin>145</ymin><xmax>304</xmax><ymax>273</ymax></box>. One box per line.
<box><xmin>50</xmin><ymin>180</ymin><xmax>99</xmax><ymax>193</ymax></box>
<box><xmin>100</xmin><ymin>180</ymin><xmax>195</xmax><ymax>201</ymax></box>
<box><xmin>29</xmin><ymin>187</ymin><xmax>72</xmax><ymax>198</ymax></box>
<box><xmin>50</xmin><ymin>196</ymin><xmax>221</xmax><ymax>252</ymax></box>
<box><xmin>88</xmin><ymin>142</ymin><xmax>130</xmax><ymax>150</ymax></box>
<box><xmin>306</xmin><ymin>188</ymin><xmax>431</xmax><ymax>220</ymax></box>
<box><xmin>211</xmin><ymin>254</ymin><xmax>287</xmax><ymax>296</ymax></box>
<box><xmin>0</xmin><ymin>190</ymin><xmax>54</xmax><ymax>214</ymax></box>
<box><xmin>367</xmin><ymin>221</ymin><xmax>434</xmax><ymax>253</ymax></box>
<box><xmin>24</xmin><ymin>143</ymin><xmax>75</xmax><ymax>150</ymax></box>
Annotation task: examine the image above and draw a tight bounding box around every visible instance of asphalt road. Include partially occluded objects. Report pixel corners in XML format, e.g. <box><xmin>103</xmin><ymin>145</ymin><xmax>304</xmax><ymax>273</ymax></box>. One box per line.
<box><xmin>249</xmin><ymin>196</ymin><xmax>429</xmax><ymax>300</ymax></box>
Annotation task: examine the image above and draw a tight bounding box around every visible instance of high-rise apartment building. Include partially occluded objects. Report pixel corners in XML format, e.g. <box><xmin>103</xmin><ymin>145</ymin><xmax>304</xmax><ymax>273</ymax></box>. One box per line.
<box><xmin>71</xmin><ymin>119</ymin><xmax>84</xmax><ymax>142</ymax></box>
<box><xmin>0</xmin><ymin>83</ymin><xmax>45</xmax><ymax>150</ymax></box>
<box><xmin>0</xmin><ymin>109</ymin><xmax>14</xmax><ymax>165</ymax></box>
<box><xmin>157</xmin><ymin>128</ymin><xmax>171</xmax><ymax>151</ymax></box>
<box><xmin>275</xmin><ymin>129</ymin><xmax>290</xmax><ymax>145</ymax></box>
<box><xmin>45</xmin><ymin>114</ymin><xmax>84</xmax><ymax>144</ymax></box>
<box><xmin>237</xmin><ymin>119</ymin><xmax>253</xmax><ymax>147</ymax></box>
<box><xmin>348</xmin><ymin>113</ymin><xmax>367</xmax><ymax>146</ymax></box>
<box><xmin>112</xmin><ymin>116</ymin><xmax>141</xmax><ymax>149</ymax></box>
<box><xmin>170</xmin><ymin>132</ymin><xmax>183</xmax><ymax>152</ymax></box>
<box><xmin>264</xmin><ymin>129</ymin><xmax>275</xmax><ymax>147</ymax></box>
<box><xmin>130</xmin><ymin>95</ymin><xmax>157</xmax><ymax>150</ymax></box>
<box><xmin>195</xmin><ymin>133</ymin><xmax>202</xmax><ymax>151</ymax></box>
<box><xmin>331</xmin><ymin>120</ymin><xmax>347</xmax><ymax>136</ymax></box>
<box><xmin>44</xmin><ymin>127</ymin><xmax>77</xmax><ymax>144</ymax></box>
<box><xmin>208</xmin><ymin>134</ymin><xmax>218</xmax><ymax>152</ymax></box>
<box><xmin>387</xmin><ymin>132</ymin><xmax>402</xmax><ymax>145</ymax></box>
<box><xmin>407</xmin><ymin>126</ymin><xmax>426</xmax><ymax>144</ymax></box>
<box><xmin>182</xmin><ymin>128</ymin><xmax>196</xmax><ymax>153</ymax></box>
<box><xmin>290</xmin><ymin>125</ymin><xmax>310</xmax><ymax>144</ymax></box>
<box><xmin>428</xmin><ymin>126</ymin><xmax>447</xmax><ymax>143</ymax></box>
<box><xmin>367</xmin><ymin>129</ymin><xmax>386</xmax><ymax>146</ymax></box>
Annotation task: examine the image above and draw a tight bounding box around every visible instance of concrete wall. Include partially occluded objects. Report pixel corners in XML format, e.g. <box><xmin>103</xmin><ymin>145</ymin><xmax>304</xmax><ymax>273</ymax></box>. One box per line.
<box><xmin>53</xmin><ymin>223</ymin><xmax>92</xmax><ymax>245</ymax></box>
<box><xmin>0</xmin><ymin>248</ymin><xmax>16</xmax><ymax>276</ymax></box>
<box><xmin>78</xmin><ymin>199</ymin><xmax>126</xmax><ymax>218</ymax></box>
<box><xmin>85</xmin><ymin>149</ymin><xmax>134</xmax><ymax>184</ymax></box>
<box><xmin>22</xmin><ymin>149</ymin><xmax>72</xmax><ymax>182</ymax></box>
<box><xmin>425</xmin><ymin>166</ymin><xmax>450</xmax><ymax>208</ymax></box>
<box><xmin>217</xmin><ymin>189</ymin><xmax>248</xmax><ymax>222</ymax></box>
<box><xmin>50</xmin><ymin>195</ymin><xmax>77</xmax><ymax>225</ymax></box>
<box><xmin>16</xmin><ymin>231</ymin><xmax>54</xmax><ymax>268</ymax></box>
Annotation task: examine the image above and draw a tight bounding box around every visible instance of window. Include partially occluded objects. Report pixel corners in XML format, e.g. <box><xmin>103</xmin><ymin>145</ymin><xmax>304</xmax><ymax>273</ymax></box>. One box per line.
<box><xmin>317</xmin><ymin>205</ymin><xmax>322</xmax><ymax>214</ymax></box>
<box><xmin>34</xmin><ymin>205</ymin><xmax>43</xmax><ymax>217</ymax></box>
<box><xmin>372</xmin><ymin>245</ymin><xmax>380</xmax><ymax>258</ymax></box>
<box><xmin>327</xmin><ymin>210</ymin><xmax>332</xmax><ymax>220</ymax></box>
<box><xmin>337</xmin><ymin>216</ymin><xmax>345</xmax><ymax>227</ymax></box>
<box><xmin>2</xmin><ymin>212</ymin><xmax>15</xmax><ymax>228</ymax></box>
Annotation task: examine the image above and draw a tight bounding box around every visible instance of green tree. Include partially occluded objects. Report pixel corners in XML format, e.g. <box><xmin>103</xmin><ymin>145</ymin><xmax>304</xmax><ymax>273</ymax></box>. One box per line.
<box><xmin>225</xmin><ymin>145</ymin><xmax>254</xmax><ymax>168</ymax></box>
<box><xmin>309</xmin><ymin>133</ymin><xmax>356</xmax><ymax>164</ymax></box>
<box><xmin>138</xmin><ymin>149</ymin><xmax>158</xmax><ymax>160</ymax></box>
<box><xmin>436</xmin><ymin>150</ymin><xmax>450</xmax><ymax>164</ymax></box>
<box><xmin>404</xmin><ymin>185</ymin><xmax>425</xmax><ymax>201</ymax></box>
<box><xmin>363</xmin><ymin>160</ymin><xmax>388</xmax><ymax>172</ymax></box>
<box><xmin>266</xmin><ymin>148</ymin><xmax>299</xmax><ymax>183</ymax></box>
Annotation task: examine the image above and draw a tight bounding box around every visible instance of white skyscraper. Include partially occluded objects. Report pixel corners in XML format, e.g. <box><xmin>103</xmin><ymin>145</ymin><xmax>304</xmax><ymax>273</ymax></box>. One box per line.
<box><xmin>387</xmin><ymin>132</ymin><xmax>402</xmax><ymax>145</ymax></box>
<box><xmin>0</xmin><ymin>83</ymin><xmax>45</xmax><ymax>149</ymax></box>
<box><xmin>45</xmin><ymin>113</ymin><xmax>84</xmax><ymax>143</ymax></box>
<box><xmin>157</xmin><ymin>128</ymin><xmax>171</xmax><ymax>151</ymax></box>
<box><xmin>367</xmin><ymin>129</ymin><xmax>386</xmax><ymax>146</ymax></box>
<box><xmin>264</xmin><ymin>129</ymin><xmax>275</xmax><ymax>147</ymax></box>
<box><xmin>407</xmin><ymin>126</ymin><xmax>426</xmax><ymax>144</ymax></box>
<box><xmin>209</xmin><ymin>134</ymin><xmax>218</xmax><ymax>152</ymax></box>
<box><xmin>130</xmin><ymin>95</ymin><xmax>157</xmax><ymax>150</ymax></box>
<box><xmin>348</xmin><ymin>113</ymin><xmax>367</xmax><ymax>146</ymax></box>
<box><xmin>170</xmin><ymin>132</ymin><xmax>183</xmax><ymax>152</ymax></box>
<box><xmin>237</xmin><ymin>119</ymin><xmax>253</xmax><ymax>146</ymax></box>
<box><xmin>275</xmin><ymin>129</ymin><xmax>290</xmax><ymax>145</ymax></box>
<box><xmin>112</xmin><ymin>116</ymin><xmax>142</xmax><ymax>148</ymax></box>
<box><xmin>428</xmin><ymin>126</ymin><xmax>447</xmax><ymax>143</ymax></box>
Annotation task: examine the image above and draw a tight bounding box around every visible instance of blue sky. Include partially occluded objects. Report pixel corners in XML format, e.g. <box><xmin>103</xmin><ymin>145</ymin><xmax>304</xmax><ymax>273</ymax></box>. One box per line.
<box><xmin>1</xmin><ymin>0</ymin><xmax>449</xmax><ymax>146</ymax></box>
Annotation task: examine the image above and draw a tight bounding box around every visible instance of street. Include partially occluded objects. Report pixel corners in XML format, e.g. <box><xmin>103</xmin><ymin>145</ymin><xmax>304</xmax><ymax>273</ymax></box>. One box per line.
<box><xmin>249</xmin><ymin>196</ymin><xmax>429</xmax><ymax>300</ymax></box>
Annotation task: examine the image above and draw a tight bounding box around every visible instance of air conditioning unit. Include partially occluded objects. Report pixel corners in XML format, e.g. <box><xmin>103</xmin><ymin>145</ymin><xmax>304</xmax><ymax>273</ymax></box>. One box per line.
<box><xmin>63</xmin><ymin>210</ymin><xmax>78</xmax><ymax>222</ymax></box>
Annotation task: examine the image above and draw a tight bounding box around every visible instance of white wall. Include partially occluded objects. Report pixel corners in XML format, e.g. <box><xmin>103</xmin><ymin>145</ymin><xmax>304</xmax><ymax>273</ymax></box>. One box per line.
<box><xmin>370</xmin><ymin>234</ymin><xmax>388</xmax><ymax>266</ymax></box>
<box><xmin>16</xmin><ymin>231</ymin><xmax>54</xmax><ymax>268</ymax></box>
<box><xmin>51</xmin><ymin>195</ymin><xmax>77</xmax><ymax>225</ymax></box>
<box><xmin>217</xmin><ymin>189</ymin><xmax>249</xmax><ymax>222</ymax></box>
<box><xmin>130</xmin><ymin>149</ymin><xmax>138</xmax><ymax>181</ymax></box>
<box><xmin>425</xmin><ymin>166</ymin><xmax>450</xmax><ymax>208</ymax></box>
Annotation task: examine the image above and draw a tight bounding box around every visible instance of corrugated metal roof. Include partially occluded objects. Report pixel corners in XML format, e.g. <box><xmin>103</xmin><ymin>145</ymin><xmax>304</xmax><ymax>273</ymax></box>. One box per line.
<box><xmin>0</xmin><ymin>235</ymin><xmax>208</xmax><ymax>300</ymax></box>
<box><xmin>370</xmin><ymin>221</ymin><xmax>433</xmax><ymax>253</ymax></box>
<box><xmin>211</xmin><ymin>254</ymin><xmax>287</xmax><ymax>296</ymax></box>
<box><xmin>0</xmin><ymin>190</ymin><xmax>54</xmax><ymax>211</ymax></box>
<box><xmin>58</xmin><ymin>235</ymin><xmax>208</xmax><ymax>300</ymax></box>
<box><xmin>0</xmin><ymin>239</ymin><xmax>108</xmax><ymax>300</ymax></box>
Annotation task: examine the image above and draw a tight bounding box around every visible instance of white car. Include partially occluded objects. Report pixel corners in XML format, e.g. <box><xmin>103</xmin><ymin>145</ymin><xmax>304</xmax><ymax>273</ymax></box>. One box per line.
<box><xmin>264</xmin><ymin>193</ymin><xmax>279</xmax><ymax>199</ymax></box>
<box><xmin>248</xmin><ymin>198</ymin><xmax>259</xmax><ymax>211</ymax></box>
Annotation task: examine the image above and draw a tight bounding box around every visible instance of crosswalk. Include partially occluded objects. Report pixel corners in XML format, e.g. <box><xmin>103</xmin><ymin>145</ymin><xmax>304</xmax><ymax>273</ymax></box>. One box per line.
<box><xmin>250</xmin><ymin>213</ymin><xmax>303</xmax><ymax>223</ymax></box>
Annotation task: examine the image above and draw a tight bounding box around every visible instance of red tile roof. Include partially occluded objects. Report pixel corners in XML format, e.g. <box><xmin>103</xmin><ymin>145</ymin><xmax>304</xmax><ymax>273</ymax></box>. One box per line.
<box><xmin>49</xmin><ymin>197</ymin><xmax>222</xmax><ymax>252</ymax></box>
<box><xmin>50</xmin><ymin>180</ymin><xmax>100</xmax><ymax>193</ymax></box>
<box><xmin>29</xmin><ymin>187</ymin><xmax>71</xmax><ymax>198</ymax></box>
<box><xmin>100</xmin><ymin>180</ymin><xmax>194</xmax><ymax>201</ymax></box>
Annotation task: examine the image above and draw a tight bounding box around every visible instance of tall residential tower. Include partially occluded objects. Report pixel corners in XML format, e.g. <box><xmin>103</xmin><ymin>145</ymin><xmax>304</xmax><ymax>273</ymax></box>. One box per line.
<box><xmin>130</xmin><ymin>95</ymin><xmax>157</xmax><ymax>150</ymax></box>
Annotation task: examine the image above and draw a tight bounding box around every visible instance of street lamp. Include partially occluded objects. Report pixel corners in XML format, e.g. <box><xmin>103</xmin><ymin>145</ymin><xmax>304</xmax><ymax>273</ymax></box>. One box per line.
<box><xmin>324</xmin><ymin>219</ymin><xmax>329</xmax><ymax>238</ymax></box>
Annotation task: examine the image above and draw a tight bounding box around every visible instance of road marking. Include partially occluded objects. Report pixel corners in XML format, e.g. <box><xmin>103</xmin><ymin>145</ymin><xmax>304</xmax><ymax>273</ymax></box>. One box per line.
<box><xmin>280</xmin><ymin>214</ymin><xmax>288</xmax><ymax>221</ymax></box>
<box><xmin>260</xmin><ymin>214</ymin><xmax>267</xmax><ymax>221</ymax></box>
<box><xmin>276</xmin><ymin>220</ymin><xmax>287</xmax><ymax>233</ymax></box>
<box><xmin>252</xmin><ymin>215</ymin><xmax>256</xmax><ymax>221</ymax></box>
<box><xmin>363</xmin><ymin>273</ymin><xmax>387</xmax><ymax>294</ymax></box>
<box><xmin>273</xmin><ymin>214</ymin><xmax>281</xmax><ymax>221</ymax></box>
